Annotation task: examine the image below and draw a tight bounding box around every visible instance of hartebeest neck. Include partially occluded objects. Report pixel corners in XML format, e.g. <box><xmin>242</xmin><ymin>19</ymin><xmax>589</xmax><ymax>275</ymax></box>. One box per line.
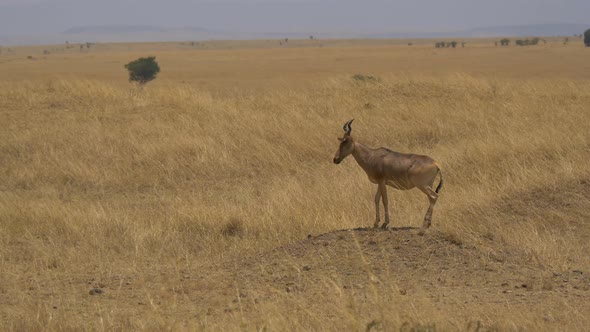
<box><xmin>351</xmin><ymin>142</ymin><xmax>374</xmax><ymax>171</ymax></box>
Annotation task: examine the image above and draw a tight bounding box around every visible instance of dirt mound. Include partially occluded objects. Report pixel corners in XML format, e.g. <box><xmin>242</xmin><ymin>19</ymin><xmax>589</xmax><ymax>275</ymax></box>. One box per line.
<box><xmin>235</xmin><ymin>229</ymin><xmax>492</xmax><ymax>288</ymax></box>
<box><xmin>214</xmin><ymin>227</ymin><xmax>589</xmax><ymax>327</ymax></box>
<box><xmin>231</xmin><ymin>227</ymin><xmax>537</xmax><ymax>289</ymax></box>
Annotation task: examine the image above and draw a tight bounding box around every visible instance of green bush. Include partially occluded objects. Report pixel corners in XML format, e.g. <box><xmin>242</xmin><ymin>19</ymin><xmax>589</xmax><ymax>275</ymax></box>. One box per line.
<box><xmin>124</xmin><ymin>56</ymin><xmax>160</xmax><ymax>85</ymax></box>
<box><xmin>585</xmin><ymin>29</ymin><xmax>590</xmax><ymax>47</ymax></box>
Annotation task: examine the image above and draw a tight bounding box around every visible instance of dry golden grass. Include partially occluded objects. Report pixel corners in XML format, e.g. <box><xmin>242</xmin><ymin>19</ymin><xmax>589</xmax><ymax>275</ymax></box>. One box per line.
<box><xmin>2</xmin><ymin>38</ymin><xmax>589</xmax><ymax>89</ymax></box>
<box><xmin>1</xmin><ymin>39</ymin><xmax>590</xmax><ymax>330</ymax></box>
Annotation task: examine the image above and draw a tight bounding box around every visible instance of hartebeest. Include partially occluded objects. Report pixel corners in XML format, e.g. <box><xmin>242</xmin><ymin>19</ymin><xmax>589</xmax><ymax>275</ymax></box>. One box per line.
<box><xmin>333</xmin><ymin>119</ymin><xmax>443</xmax><ymax>229</ymax></box>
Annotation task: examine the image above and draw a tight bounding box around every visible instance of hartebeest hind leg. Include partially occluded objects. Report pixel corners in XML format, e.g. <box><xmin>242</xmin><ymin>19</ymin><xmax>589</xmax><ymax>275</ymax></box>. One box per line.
<box><xmin>418</xmin><ymin>185</ymin><xmax>438</xmax><ymax>229</ymax></box>
<box><xmin>379</xmin><ymin>181</ymin><xmax>390</xmax><ymax>229</ymax></box>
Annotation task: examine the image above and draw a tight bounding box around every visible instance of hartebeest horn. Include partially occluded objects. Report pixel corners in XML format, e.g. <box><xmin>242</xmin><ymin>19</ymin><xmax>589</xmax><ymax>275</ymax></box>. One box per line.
<box><xmin>343</xmin><ymin>119</ymin><xmax>354</xmax><ymax>135</ymax></box>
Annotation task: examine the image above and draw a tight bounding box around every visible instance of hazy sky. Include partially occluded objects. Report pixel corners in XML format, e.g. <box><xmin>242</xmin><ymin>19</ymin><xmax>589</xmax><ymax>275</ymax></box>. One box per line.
<box><xmin>1</xmin><ymin>0</ymin><xmax>588</xmax><ymax>35</ymax></box>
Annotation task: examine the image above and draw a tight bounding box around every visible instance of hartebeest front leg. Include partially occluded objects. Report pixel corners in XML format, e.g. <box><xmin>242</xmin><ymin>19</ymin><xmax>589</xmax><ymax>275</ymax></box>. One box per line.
<box><xmin>374</xmin><ymin>188</ymin><xmax>381</xmax><ymax>228</ymax></box>
<box><xmin>379</xmin><ymin>181</ymin><xmax>390</xmax><ymax>229</ymax></box>
<box><xmin>418</xmin><ymin>186</ymin><xmax>438</xmax><ymax>229</ymax></box>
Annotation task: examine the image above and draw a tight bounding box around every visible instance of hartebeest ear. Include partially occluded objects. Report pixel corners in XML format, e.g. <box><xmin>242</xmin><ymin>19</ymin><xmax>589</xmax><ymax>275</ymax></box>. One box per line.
<box><xmin>338</xmin><ymin>137</ymin><xmax>345</xmax><ymax>142</ymax></box>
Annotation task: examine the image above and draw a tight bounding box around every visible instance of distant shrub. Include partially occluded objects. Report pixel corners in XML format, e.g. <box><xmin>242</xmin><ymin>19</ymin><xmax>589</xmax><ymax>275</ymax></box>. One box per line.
<box><xmin>435</xmin><ymin>41</ymin><xmax>463</xmax><ymax>48</ymax></box>
<box><xmin>124</xmin><ymin>56</ymin><xmax>160</xmax><ymax>85</ymax></box>
<box><xmin>435</xmin><ymin>41</ymin><xmax>452</xmax><ymax>48</ymax></box>
<box><xmin>500</xmin><ymin>38</ymin><xmax>510</xmax><ymax>46</ymax></box>
<box><xmin>221</xmin><ymin>217</ymin><xmax>244</xmax><ymax>237</ymax></box>
<box><xmin>585</xmin><ymin>29</ymin><xmax>590</xmax><ymax>47</ymax></box>
<box><xmin>516</xmin><ymin>38</ymin><xmax>540</xmax><ymax>46</ymax></box>
<box><xmin>352</xmin><ymin>74</ymin><xmax>379</xmax><ymax>82</ymax></box>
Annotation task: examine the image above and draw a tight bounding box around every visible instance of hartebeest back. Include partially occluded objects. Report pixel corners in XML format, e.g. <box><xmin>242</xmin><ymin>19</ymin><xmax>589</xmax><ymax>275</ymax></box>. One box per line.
<box><xmin>333</xmin><ymin>119</ymin><xmax>443</xmax><ymax>229</ymax></box>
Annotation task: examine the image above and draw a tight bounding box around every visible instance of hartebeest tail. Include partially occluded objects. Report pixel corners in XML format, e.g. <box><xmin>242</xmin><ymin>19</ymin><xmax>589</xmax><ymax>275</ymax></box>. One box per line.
<box><xmin>333</xmin><ymin>119</ymin><xmax>443</xmax><ymax>229</ymax></box>
<box><xmin>435</xmin><ymin>168</ymin><xmax>443</xmax><ymax>194</ymax></box>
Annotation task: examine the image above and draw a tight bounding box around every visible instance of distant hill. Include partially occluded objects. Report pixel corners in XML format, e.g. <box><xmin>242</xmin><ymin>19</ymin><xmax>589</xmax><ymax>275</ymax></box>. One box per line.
<box><xmin>465</xmin><ymin>23</ymin><xmax>589</xmax><ymax>37</ymax></box>
<box><xmin>53</xmin><ymin>25</ymin><xmax>233</xmax><ymax>44</ymax></box>
<box><xmin>59</xmin><ymin>23</ymin><xmax>590</xmax><ymax>42</ymax></box>
<box><xmin>64</xmin><ymin>25</ymin><xmax>165</xmax><ymax>34</ymax></box>
<box><xmin>1</xmin><ymin>23</ymin><xmax>588</xmax><ymax>46</ymax></box>
<box><xmin>365</xmin><ymin>23</ymin><xmax>589</xmax><ymax>39</ymax></box>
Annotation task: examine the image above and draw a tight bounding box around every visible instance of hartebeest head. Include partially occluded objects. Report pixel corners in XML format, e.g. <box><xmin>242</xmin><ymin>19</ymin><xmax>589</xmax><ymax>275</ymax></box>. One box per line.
<box><xmin>333</xmin><ymin>119</ymin><xmax>355</xmax><ymax>164</ymax></box>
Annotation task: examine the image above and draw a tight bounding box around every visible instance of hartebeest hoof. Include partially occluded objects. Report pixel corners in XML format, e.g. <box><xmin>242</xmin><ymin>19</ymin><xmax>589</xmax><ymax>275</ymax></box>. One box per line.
<box><xmin>380</xmin><ymin>223</ymin><xmax>389</xmax><ymax>230</ymax></box>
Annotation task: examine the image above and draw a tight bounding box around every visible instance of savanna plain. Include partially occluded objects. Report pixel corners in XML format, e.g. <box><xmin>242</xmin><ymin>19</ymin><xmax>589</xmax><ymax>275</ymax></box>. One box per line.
<box><xmin>1</xmin><ymin>38</ymin><xmax>590</xmax><ymax>331</ymax></box>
